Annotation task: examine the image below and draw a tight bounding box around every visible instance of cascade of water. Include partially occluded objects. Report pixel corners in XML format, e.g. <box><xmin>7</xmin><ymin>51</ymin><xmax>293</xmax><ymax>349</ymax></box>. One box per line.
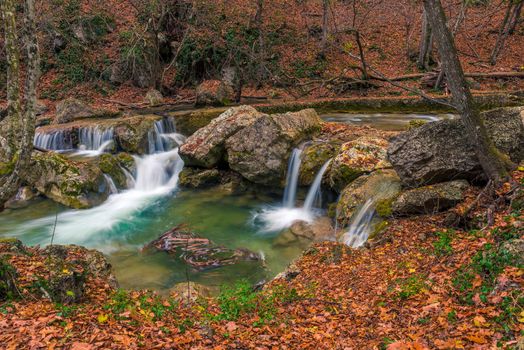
<box><xmin>121</xmin><ymin>167</ymin><xmax>136</xmax><ymax>188</ymax></box>
<box><xmin>103</xmin><ymin>174</ymin><xmax>118</xmax><ymax>194</ymax></box>
<box><xmin>341</xmin><ymin>199</ymin><xmax>376</xmax><ymax>248</ymax></box>
<box><xmin>148</xmin><ymin>118</ymin><xmax>179</xmax><ymax>153</ymax></box>
<box><xmin>73</xmin><ymin>140</ymin><xmax>114</xmax><ymax>158</ymax></box>
<box><xmin>34</xmin><ymin>131</ymin><xmax>73</xmax><ymax>150</ymax></box>
<box><xmin>303</xmin><ymin>160</ymin><xmax>331</xmax><ymax>211</ymax></box>
<box><xmin>78</xmin><ymin>126</ymin><xmax>114</xmax><ymax>150</ymax></box>
<box><xmin>282</xmin><ymin>148</ymin><xmax>303</xmax><ymax>208</ymax></box>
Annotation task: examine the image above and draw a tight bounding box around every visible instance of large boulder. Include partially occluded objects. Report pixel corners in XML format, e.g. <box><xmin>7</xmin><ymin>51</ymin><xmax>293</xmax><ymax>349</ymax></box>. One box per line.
<box><xmin>274</xmin><ymin>217</ymin><xmax>335</xmax><ymax>247</ymax></box>
<box><xmin>336</xmin><ymin>169</ymin><xmax>401</xmax><ymax>226</ymax></box>
<box><xmin>114</xmin><ymin>115</ymin><xmax>158</xmax><ymax>154</ymax></box>
<box><xmin>299</xmin><ymin>141</ymin><xmax>340</xmax><ymax>186</ymax></box>
<box><xmin>329</xmin><ymin>136</ymin><xmax>390</xmax><ymax>192</ymax></box>
<box><xmin>4</xmin><ymin>186</ymin><xmax>38</xmax><ymax>209</ymax></box>
<box><xmin>226</xmin><ymin>109</ymin><xmax>323</xmax><ymax>186</ymax></box>
<box><xmin>195</xmin><ymin>80</ymin><xmax>235</xmax><ymax>107</ymax></box>
<box><xmin>179</xmin><ymin>106</ymin><xmax>263</xmax><ymax>167</ymax></box>
<box><xmin>392</xmin><ymin>180</ymin><xmax>469</xmax><ymax>216</ymax></box>
<box><xmin>388</xmin><ymin>108</ymin><xmax>524</xmax><ymax>187</ymax></box>
<box><xmin>25</xmin><ymin>152</ymin><xmax>109</xmax><ymax>209</ymax></box>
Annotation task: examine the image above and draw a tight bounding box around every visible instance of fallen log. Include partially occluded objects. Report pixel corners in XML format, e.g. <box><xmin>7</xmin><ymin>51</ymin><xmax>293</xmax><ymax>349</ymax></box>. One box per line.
<box><xmin>372</xmin><ymin>71</ymin><xmax>524</xmax><ymax>82</ymax></box>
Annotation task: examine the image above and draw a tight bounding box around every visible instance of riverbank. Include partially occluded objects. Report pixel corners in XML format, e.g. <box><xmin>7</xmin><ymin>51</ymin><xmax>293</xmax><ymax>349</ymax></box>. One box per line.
<box><xmin>1</xmin><ymin>168</ymin><xmax>522</xmax><ymax>349</ymax></box>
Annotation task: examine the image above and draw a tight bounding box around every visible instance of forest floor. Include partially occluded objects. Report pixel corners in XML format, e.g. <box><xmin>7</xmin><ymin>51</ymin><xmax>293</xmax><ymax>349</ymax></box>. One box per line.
<box><xmin>0</xmin><ymin>168</ymin><xmax>522</xmax><ymax>349</ymax></box>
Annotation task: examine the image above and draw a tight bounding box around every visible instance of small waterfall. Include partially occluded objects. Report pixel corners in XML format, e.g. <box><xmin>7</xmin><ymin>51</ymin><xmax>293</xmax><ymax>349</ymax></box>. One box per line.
<box><xmin>283</xmin><ymin>148</ymin><xmax>303</xmax><ymax>208</ymax></box>
<box><xmin>78</xmin><ymin>126</ymin><xmax>114</xmax><ymax>150</ymax></box>
<box><xmin>121</xmin><ymin>167</ymin><xmax>136</xmax><ymax>188</ymax></box>
<box><xmin>73</xmin><ymin>140</ymin><xmax>114</xmax><ymax>158</ymax></box>
<box><xmin>341</xmin><ymin>199</ymin><xmax>376</xmax><ymax>248</ymax></box>
<box><xmin>148</xmin><ymin>118</ymin><xmax>179</xmax><ymax>153</ymax></box>
<box><xmin>303</xmin><ymin>160</ymin><xmax>331</xmax><ymax>211</ymax></box>
<box><xmin>103</xmin><ymin>174</ymin><xmax>118</xmax><ymax>194</ymax></box>
<box><xmin>34</xmin><ymin>130</ymin><xmax>73</xmax><ymax>150</ymax></box>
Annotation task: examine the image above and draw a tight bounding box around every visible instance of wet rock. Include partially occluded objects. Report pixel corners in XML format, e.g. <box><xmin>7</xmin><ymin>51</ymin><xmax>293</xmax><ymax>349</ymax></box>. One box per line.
<box><xmin>336</xmin><ymin>169</ymin><xmax>401</xmax><ymax>226</ymax></box>
<box><xmin>55</xmin><ymin>98</ymin><xmax>96</xmax><ymax>124</ymax></box>
<box><xmin>280</xmin><ymin>217</ymin><xmax>335</xmax><ymax>243</ymax></box>
<box><xmin>392</xmin><ymin>180</ymin><xmax>469</xmax><ymax>216</ymax></box>
<box><xmin>25</xmin><ymin>152</ymin><xmax>108</xmax><ymax>209</ymax></box>
<box><xmin>145</xmin><ymin>225</ymin><xmax>261</xmax><ymax>271</ymax></box>
<box><xmin>4</xmin><ymin>186</ymin><xmax>38</xmax><ymax>209</ymax></box>
<box><xmin>226</xmin><ymin>109</ymin><xmax>323</xmax><ymax>186</ymax></box>
<box><xmin>501</xmin><ymin>239</ymin><xmax>524</xmax><ymax>266</ymax></box>
<box><xmin>145</xmin><ymin>89</ymin><xmax>163</xmax><ymax>106</ymax></box>
<box><xmin>114</xmin><ymin>115</ymin><xmax>158</xmax><ymax>154</ymax></box>
<box><xmin>299</xmin><ymin>142</ymin><xmax>340</xmax><ymax>186</ymax></box>
<box><xmin>178</xmin><ymin>168</ymin><xmax>221</xmax><ymax>188</ymax></box>
<box><xmin>170</xmin><ymin>282</ymin><xmax>212</xmax><ymax>304</ymax></box>
<box><xmin>97</xmin><ymin>153</ymin><xmax>132</xmax><ymax>189</ymax></box>
<box><xmin>179</xmin><ymin>106</ymin><xmax>264</xmax><ymax>167</ymax></box>
<box><xmin>329</xmin><ymin>136</ymin><xmax>390</xmax><ymax>192</ymax></box>
<box><xmin>169</xmin><ymin>108</ymin><xmax>226</xmax><ymax>136</ymax></box>
<box><xmin>195</xmin><ymin>80</ymin><xmax>235</xmax><ymax>107</ymax></box>
<box><xmin>388</xmin><ymin>107</ymin><xmax>524</xmax><ymax>187</ymax></box>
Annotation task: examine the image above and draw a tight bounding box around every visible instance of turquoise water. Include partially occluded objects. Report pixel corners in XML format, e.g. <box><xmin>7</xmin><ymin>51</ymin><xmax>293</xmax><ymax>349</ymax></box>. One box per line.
<box><xmin>0</xmin><ymin>187</ymin><xmax>304</xmax><ymax>293</ymax></box>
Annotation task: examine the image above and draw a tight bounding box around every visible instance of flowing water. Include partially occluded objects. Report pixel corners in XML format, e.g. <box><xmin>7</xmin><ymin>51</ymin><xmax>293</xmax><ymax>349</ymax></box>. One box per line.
<box><xmin>320</xmin><ymin>112</ymin><xmax>456</xmax><ymax>130</ymax></box>
<box><xmin>341</xmin><ymin>199</ymin><xmax>376</xmax><ymax>248</ymax></box>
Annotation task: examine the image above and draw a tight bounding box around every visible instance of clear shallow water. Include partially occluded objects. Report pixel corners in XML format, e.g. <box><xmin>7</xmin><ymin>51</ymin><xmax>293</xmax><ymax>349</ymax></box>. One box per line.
<box><xmin>320</xmin><ymin>112</ymin><xmax>456</xmax><ymax>130</ymax></box>
<box><xmin>0</xmin><ymin>187</ymin><xmax>304</xmax><ymax>293</ymax></box>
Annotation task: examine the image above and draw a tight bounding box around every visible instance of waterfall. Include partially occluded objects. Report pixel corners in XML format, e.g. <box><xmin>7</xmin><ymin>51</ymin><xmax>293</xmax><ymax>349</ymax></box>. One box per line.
<box><xmin>303</xmin><ymin>160</ymin><xmax>331</xmax><ymax>211</ymax></box>
<box><xmin>103</xmin><ymin>174</ymin><xmax>118</xmax><ymax>194</ymax></box>
<box><xmin>148</xmin><ymin>118</ymin><xmax>178</xmax><ymax>154</ymax></box>
<box><xmin>121</xmin><ymin>167</ymin><xmax>136</xmax><ymax>188</ymax></box>
<box><xmin>73</xmin><ymin>140</ymin><xmax>113</xmax><ymax>158</ymax></box>
<box><xmin>20</xmin><ymin>122</ymin><xmax>186</xmax><ymax>249</ymax></box>
<box><xmin>283</xmin><ymin>148</ymin><xmax>303</xmax><ymax>208</ymax></box>
<box><xmin>34</xmin><ymin>130</ymin><xmax>73</xmax><ymax>150</ymax></box>
<box><xmin>78</xmin><ymin>126</ymin><xmax>114</xmax><ymax>150</ymax></box>
<box><xmin>341</xmin><ymin>199</ymin><xmax>376</xmax><ymax>248</ymax></box>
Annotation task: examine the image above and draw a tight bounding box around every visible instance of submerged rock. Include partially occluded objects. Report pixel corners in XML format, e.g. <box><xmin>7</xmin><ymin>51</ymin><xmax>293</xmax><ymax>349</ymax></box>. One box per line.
<box><xmin>25</xmin><ymin>152</ymin><xmax>108</xmax><ymax>209</ymax></box>
<box><xmin>299</xmin><ymin>142</ymin><xmax>340</xmax><ymax>186</ymax></box>
<box><xmin>195</xmin><ymin>80</ymin><xmax>235</xmax><ymax>107</ymax></box>
<box><xmin>336</xmin><ymin>169</ymin><xmax>402</xmax><ymax>226</ymax></box>
<box><xmin>178</xmin><ymin>168</ymin><xmax>221</xmax><ymax>188</ymax></box>
<box><xmin>388</xmin><ymin>107</ymin><xmax>524</xmax><ymax>186</ymax></box>
<box><xmin>275</xmin><ymin>217</ymin><xmax>335</xmax><ymax>247</ymax></box>
<box><xmin>226</xmin><ymin>109</ymin><xmax>323</xmax><ymax>186</ymax></box>
<box><xmin>170</xmin><ymin>282</ymin><xmax>212</xmax><ymax>304</ymax></box>
<box><xmin>329</xmin><ymin>136</ymin><xmax>390</xmax><ymax>192</ymax></box>
<box><xmin>180</xmin><ymin>106</ymin><xmax>263</xmax><ymax>167</ymax></box>
<box><xmin>392</xmin><ymin>180</ymin><xmax>469</xmax><ymax>216</ymax></box>
<box><xmin>145</xmin><ymin>225</ymin><xmax>261</xmax><ymax>271</ymax></box>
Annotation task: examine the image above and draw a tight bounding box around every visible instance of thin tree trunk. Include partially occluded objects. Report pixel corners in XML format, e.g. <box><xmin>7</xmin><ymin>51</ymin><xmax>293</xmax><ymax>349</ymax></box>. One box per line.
<box><xmin>418</xmin><ymin>9</ymin><xmax>433</xmax><ymax>70</ymax></box>
<box><xmin>320</xmin><ymin>0</ymin><xmax>329</xmax><ymax>57</ymax></box>
<box><xmin>254</xmin><ymin>0</ymin><xmax>266</xmax><ymax>85</ymax></box>
<box><xmin>490</xmin><ymin>1</ymin><xmax>515</xmax><ymax>65</ymax></box>
<box><xmin>353</xmin><ymin>30</ymin><xmax>368</xmax><ymax>80</ymax></box>
<box><xmin>508</xmin><ymin>1</ymin><xmax>523</xmax><ymax>34</ymax></box>
<box><xmin>0</xmin><ymin>0</ymin><xmax>39</xmax><ymax>208</ymax></box>
<box><xmin>423</xmin><ymin>0</ymin><xmax>510</xmax><ymax>184</ymax></box>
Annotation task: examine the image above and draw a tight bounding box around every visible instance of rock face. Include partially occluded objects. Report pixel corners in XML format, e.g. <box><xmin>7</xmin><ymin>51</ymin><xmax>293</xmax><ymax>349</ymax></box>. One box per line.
<box><xmin>180</xmin><ymin>106</ymin><xmax>263</xmax><ymax>167</ymax></box>
<box><xmin>55</xmin><ymin>98</ymin><xmax>97</xmax><ymax>124</ymax></box>
<box><xmin>25</xmin><ymin>152</ymin><xmax>108</xmax><ymax>209</ymax></box>
<box><xmin>388</xmin><ymin>108</ymin><xmax>524</xmax><ymax>186</ymax></box>
<box><xmin>392</xmin><ymin>180</ymin><xmax>469</xmax><ymax>216</ymax></box>
<box><xmin>299</xmin><ymin>142</ymin><xmax>339</xmax><ymax>186</ymax></box>
<box><xmin>336</xmin><ymin>169</ymin><xmax>401</xmax><ymax>226</ymax></box>
<box><xmin>226</xmin><ymin>109</ymin><xmax>323</xmax><ymax>186</ymax></box>
<box><xmin>178</xmin><ymin>168</ymin><xmax>221</xmax><ymax>188</ymax></box>
<box><xmin>4</xmin><ymin>186</ymin><xmax>38</xmax><ymax>209</ymax></box>
<box><xmin>274</xmin><ymin>217</ymin><xmax>335</xmax><ymax>247</ymax></box>
<box><xmin>329</xmin><ymin>136</ymin><xmax>390</xmax><ymax>192</ymax></box>
<box><xmin>195</xmin><ymin>80</ymin><xmax>235</xmax><ymax>107</ymax></box>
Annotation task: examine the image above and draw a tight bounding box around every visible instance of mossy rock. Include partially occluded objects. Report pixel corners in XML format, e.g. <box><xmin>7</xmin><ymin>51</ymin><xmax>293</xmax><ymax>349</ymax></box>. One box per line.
<box><xmin>406</xmin><ymin>119</ymin><xmax>428</xmax><ymax>130</ymax></box>
<box><xmin>114</xmin><ymin>115</ymin><xmax>159</xmax><ymax>154</ymax></box>
<box><xmin>329</xmin><ymin>136</ymin><xmax>390</xmax><ymax>192</ymax></box>
<box><xmin>178</xmin><ymin>168</ymin><xmax>221</xmax><ymax>188</ymax></box>
<box><xmin>97</xmin><ymin>153</ymin><xmax>131</xmax><ymax>189</ymax></box>
<box><xmin>169</xmin><ymin>108</ymin><xmax>227</xmax><ymax>136</ymax></box>
<box><xmin>299</xmin><ymin>142</ymin><xmax>340</xmax><ymax>186</ymax></box>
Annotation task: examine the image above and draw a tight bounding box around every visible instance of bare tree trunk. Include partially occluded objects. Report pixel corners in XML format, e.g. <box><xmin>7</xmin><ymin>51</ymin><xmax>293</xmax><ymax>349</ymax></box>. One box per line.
<box><xmin>490</xmin><ymin>1</ymin><xmax>522</xmax><ymax>65</ymax></box>
<box><xmin>418</xmin><ymin>9</ymin><xmax>433</xmax><ymax>70</ymax></box>
<box><xmin>0</xmin><ymin>0</ymin><xmax>39</xmax><ymax>208</ymax></box>
<box><xmin>320</xmin><ymin>0</ymin><xmax>329</xmax><ymax>57</ymax></box>
<box><xmin>254</xmin><ymin>0</ymin><xmax>266</xmax><ymax>85</ymax></box>
<box><xmin>423</xmin><ymin>0</ymin><xmax>510</xmax><ymax>184</ymax></box>
<box><xmin>508</xmin><ymin>1</ymin><xmax>523</xmax><ymax>34</ymax></box>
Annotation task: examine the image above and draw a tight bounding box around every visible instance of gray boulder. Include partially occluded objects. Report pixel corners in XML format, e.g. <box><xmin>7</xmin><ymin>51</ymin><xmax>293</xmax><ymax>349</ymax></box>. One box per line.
<box><xmin>388</xmin><ymin>108</ymin><xmax>524</xmax><ymax>187</ymax></box>
<box><xmin>392</xmin><ymin>180</ymin><xmax>469</xmax><ymax>216</ymax></box>
<box><xmin>179</xmin><ymin>106</ymin><xmax>264</xmax><ymax>167</ymax></box>
<box><xmin>55</xmin><ymin>98</ymin><xmax>97</xmax><ymax>124</ymax></box>
<box><xmin>145</xmin><ymin>89</ymin><xmax>163</xmax><ymax>106</ymax></box>
<box><xmin>226</xmin><ymin>109</ymin><xmax>322</xmax><ymax>186</ymax></box>
<box><xmin>195</xmin><ymin>80</ymin><xmax>235</xmax><ymax>107</ymax></box>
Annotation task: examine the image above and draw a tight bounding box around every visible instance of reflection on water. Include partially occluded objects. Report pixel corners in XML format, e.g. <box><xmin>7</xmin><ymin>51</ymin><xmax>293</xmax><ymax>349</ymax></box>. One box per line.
<box><xmin>0</xmin><ymin>187</ymin><xmax>304</xmax><ymax>293</ymax></box>
<box><xmin>320</xmin><ymin>112</ymin><xmax>456</xmax><ymax>131</ymax></box>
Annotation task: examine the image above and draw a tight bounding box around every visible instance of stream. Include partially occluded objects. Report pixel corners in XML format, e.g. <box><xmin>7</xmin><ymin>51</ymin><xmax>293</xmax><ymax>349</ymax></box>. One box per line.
<box><xmin>0</xmin><ymin>111</ymin><xmax>454</xmax><ymax>293</ymax></box>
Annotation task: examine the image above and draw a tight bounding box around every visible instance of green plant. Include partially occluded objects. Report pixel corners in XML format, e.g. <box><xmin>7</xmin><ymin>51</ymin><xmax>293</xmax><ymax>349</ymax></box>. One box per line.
<box><xmin>395</xmin><ymin>275</ymin><xmax>428</xmax><ymax>300</ymax></box>
<box><xmin>447</xmin><ymin>310</ymin><xmax>457</xmax><ymax>323</ymax></box>
<box><xmin>216</xmin><ymin>280</ymin><xmax>258</xmax><ymax>321</ymax></box>
<box><xmin>0</xmin><ymin>258</ymin><xmax>17</xmax><ymax>301</ymax></box>
<box><xmin>433</xmin><ymin>230</ymin><xmax>454</xmax><ymax>256</ymax></box>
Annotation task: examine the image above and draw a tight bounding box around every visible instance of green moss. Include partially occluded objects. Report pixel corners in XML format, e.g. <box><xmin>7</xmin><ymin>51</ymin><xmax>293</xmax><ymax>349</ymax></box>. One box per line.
<box><xmin>407</xmin><ymin>119</ymin><xmax>428</xmax><ymax>130</ymax></box>
<box><xmin>369</xmin><ymin>220</ymin><xmax>389</xmax><ymax>240</ymax></box>
<box><xmin>0</xmin><ymin>153</ymin><xmax>19</xmax><ymax>176</ymax></box>
<box><xmin>375</xmin><ymin>198</ymin><xmax>395</xmax><ymax>218</ymax></box>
